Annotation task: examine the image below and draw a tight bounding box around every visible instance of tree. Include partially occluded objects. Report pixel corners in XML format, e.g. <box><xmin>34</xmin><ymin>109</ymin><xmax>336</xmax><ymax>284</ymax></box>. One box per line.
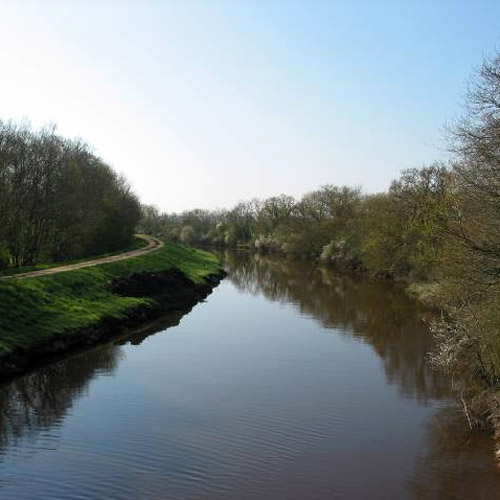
<box><xmin>0</xmin><ymin>120</ymin><xmax>141</xmax><ymax>266</ymax></box>
<box><xmin>180</xmin><ymin>225</ymin><xmax>196</xmax><ymax>245</ymax></box>
<box><xmin>429</xmin><ymin>50</ymin><xmax>500</xmax><ymax>392</ymax></box>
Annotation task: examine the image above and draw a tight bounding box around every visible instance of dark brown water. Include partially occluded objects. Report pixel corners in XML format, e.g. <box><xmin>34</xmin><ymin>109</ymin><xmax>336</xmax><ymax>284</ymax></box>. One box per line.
<box><xmin>0</xmin><ymin>250</ymin><xmax>499</xmax><ymax>499</ymax></box>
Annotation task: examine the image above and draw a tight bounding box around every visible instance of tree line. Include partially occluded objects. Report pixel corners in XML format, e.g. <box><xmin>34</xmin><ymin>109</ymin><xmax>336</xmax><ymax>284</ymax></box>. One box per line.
<box><xmin>140</xmin><ymin>165</ymin><xmax>450</xmax><ymax>281</ymax></box>
<box><xmin>0</xmin><ymin>121</ymin><xmax>141</xmax><ymax>267</ymax></box>
<box><xmin>140</xmin><ymin>50</ymin><xmax>500</xmax><ymax>429</ymax></box>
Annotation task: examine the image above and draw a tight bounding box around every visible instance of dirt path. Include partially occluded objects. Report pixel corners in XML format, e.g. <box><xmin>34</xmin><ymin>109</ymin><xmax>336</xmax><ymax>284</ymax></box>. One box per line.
<box><xmin>0</xmin><ymin>234</ymin><xmax>164</xmax><ymax>281</ymax></box>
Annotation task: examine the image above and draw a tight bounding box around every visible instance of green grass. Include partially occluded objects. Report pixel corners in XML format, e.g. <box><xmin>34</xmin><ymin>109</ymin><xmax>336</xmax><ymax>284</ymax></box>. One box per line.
<box><xmin>0</xmin><ymin>236</ymin><xmax>149</xmax><ymax>277</ymax></box>
<box><xmin>0</xmin><ymin>241</ymin><xmax>220</xmax><ymax>355</ymax></box>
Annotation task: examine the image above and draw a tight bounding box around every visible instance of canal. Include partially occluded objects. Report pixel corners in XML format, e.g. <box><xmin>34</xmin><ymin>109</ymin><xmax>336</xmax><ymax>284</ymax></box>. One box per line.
<box><xmin>0</xmin><ymin>250</ymin><xmax>499</xmax><ymax>499</ymax></box>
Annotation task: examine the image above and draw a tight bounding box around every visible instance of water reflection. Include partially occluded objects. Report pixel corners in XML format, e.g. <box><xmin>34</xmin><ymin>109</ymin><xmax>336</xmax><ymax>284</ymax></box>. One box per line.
<box><xmin>0</xmin><ymin>308</ymin><xmax>191</xmax><ymax>460</ymax></box>
<box><xmin>0</xmin><ymin>250</ymin><xmax>499</xmax><ymax>499</ymax></box>
<box><xmin>222</xmin><ymin>250</ymin><xmax>448</xmax><ymax>402</ymax></box>
<box><xmin>220</xmin><ymin>250</ymin><xmax>500</xmax><ymax>498</ymax></box>
<box><xmin>408</xmin><ymin>407</ymin><xmax>500</xmax><ymax>499</ymax></box>
<box><xmin>0</xmin><ymin>345</ymin><xmax>121</xmax><ymax>452</ymax></box>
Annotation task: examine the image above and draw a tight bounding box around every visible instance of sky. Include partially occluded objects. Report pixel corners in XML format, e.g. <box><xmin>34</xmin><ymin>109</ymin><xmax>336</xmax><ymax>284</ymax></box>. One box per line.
<box><xmin>0</xmin><ymin>0</ymin><xmax>499</xmax><ymax>212</ymax></box>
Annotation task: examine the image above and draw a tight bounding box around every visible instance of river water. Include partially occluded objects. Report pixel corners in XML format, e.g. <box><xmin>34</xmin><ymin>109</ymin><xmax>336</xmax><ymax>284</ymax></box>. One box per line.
<box><xmin>0</xmin><ymin>251</ymin><xmax>499</xmax><ymax>499</ymax></box>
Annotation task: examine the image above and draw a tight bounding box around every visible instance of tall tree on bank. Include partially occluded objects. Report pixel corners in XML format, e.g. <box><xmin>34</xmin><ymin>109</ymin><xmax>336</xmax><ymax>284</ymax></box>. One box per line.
<box><xmin>0</xmin><ymin>121</ymin><xmax>141</xmax><ymax>267</ymax></box>
<box><xmin>430</xmin><ymin>51</ymin><xmax>500</xmax><ymax>393</ymax></box>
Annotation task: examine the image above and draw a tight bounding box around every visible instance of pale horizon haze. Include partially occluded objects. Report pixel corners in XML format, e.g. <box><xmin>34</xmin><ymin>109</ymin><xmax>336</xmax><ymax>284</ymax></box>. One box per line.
<box><xmin>1</xmin><ymin>0</ymin><xmax>499</xmax><ymax>212</ymax></box>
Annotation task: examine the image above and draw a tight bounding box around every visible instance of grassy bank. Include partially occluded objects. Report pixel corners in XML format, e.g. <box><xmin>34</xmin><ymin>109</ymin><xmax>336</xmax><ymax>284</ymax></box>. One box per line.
<box><xmin>0</xmin><ymin>241</ymin><xmax>220</xmax><ymax>357</ymax></box>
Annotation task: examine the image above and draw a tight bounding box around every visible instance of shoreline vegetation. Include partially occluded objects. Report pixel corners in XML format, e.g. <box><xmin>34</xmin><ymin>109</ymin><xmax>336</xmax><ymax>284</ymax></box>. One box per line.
<box><xmin>139</xmin><ymin>51</ymin><xmax>500</xmax><ymax>442</ymax></box>
<box><xmin>0</xmin><ymin>240</ymin><xmax>225</xmax><ymax>379</ymax></box>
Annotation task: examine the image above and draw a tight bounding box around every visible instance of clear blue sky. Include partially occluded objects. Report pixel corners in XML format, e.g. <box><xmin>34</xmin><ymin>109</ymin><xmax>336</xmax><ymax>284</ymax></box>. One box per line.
<box><xmin>0</xmin><ymin>0</ymin><xmax>499</xmax><ymax>211</ymax></box>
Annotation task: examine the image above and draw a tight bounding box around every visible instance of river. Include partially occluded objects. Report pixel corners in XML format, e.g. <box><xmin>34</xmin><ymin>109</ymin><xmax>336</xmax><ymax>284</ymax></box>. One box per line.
<box><xmin>0</xmin><ymin>250</ymin><xmax>499</xmax><ymax>499</ymax></box>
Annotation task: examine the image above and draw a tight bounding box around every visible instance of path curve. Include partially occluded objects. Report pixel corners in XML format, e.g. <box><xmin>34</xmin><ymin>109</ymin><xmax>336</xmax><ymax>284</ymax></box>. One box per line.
<box><xmin>0</xmin><ymin>234</ymin><xmax>164</xmax><ymax>281</ymax></box>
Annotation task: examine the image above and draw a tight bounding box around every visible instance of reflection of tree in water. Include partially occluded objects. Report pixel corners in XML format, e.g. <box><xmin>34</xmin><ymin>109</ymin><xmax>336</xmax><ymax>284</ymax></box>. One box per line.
<box><xmin>0</xmin><ymin>308</ymin><xmax>190</xmax><ymax>454</ymax></box>
<box><xmin>0</xmin><ymin>344</ymin><xmax>122</xmax><ymax>451</ymax></box>
<box><xmin>223</xmin><ymin>250</ymin><xmax>500</xmax><ymax>493</ymax></box>
<box><xmin>408</xmin><ymin>406</ymin><xmax>500</xmax><ymax>498</ymax></box>
<box><xmin>222</xmin><ymin>250</ymin><xmax>449</xmax><ymax>402</ymax></box>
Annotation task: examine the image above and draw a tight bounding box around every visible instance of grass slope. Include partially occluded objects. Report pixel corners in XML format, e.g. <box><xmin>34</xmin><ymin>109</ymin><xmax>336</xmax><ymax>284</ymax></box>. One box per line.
<box><xmin>0</xmin><ymin>241</ymin><xmax>220</xmax><ymax>355</ymax></box>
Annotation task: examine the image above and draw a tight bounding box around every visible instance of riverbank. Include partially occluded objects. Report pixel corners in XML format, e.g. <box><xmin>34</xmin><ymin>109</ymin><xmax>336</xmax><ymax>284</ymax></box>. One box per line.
<box><xmin>4</xmin><ymin>247</ymin><xmax>498</xmax><ymax>499</ymax></box>
<box><xmin>0</xmin><ymin>241</ymin><xmax>225</xmax><ymax>378</ymax></box>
